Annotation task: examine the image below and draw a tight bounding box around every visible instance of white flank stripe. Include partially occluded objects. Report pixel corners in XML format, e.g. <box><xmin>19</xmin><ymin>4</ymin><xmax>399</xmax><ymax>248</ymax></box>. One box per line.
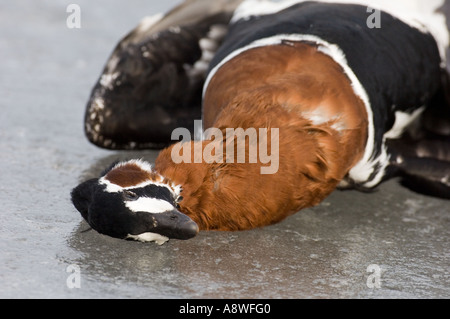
<box><xmin>384</xmin><ymin>107</ymin><xmax>425</xmax><ymax>140</ymax></box>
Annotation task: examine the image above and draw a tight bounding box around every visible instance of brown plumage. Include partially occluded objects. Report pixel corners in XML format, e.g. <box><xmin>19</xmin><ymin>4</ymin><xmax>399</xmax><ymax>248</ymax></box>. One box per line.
<box><xmin>154</xmin><ymin>42</ymin><xmax>368</xmax><ymax>231</ymax></box>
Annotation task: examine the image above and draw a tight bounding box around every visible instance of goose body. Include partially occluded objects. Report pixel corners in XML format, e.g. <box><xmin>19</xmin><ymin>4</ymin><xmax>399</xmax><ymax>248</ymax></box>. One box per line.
<box><xmin>73</xmin><ymin>0</ymin><xmax>450</xmax><ymax>243</ymax></box>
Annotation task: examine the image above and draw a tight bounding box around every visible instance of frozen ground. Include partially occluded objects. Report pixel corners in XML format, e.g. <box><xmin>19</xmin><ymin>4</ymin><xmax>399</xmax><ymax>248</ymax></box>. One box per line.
<box><xmin>0</xmin><ymin>0</ymin><xmax>448</xmax><ymax>298</ymax></box>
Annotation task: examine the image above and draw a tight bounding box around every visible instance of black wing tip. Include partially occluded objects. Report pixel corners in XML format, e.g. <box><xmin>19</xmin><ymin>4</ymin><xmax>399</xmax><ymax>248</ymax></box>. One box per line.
<box><xmin>400</xmin><ymin>173</ymin><xmax>450</xmax><ymax>200</ymax></box>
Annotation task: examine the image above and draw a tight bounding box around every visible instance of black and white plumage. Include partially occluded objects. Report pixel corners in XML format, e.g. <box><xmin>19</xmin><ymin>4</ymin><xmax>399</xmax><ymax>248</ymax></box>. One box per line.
<box><xmin>205</xmin><ymin>1</ymin><xmax>444</xmax><ymax>189</ymax></box>
<box><xmin>71</xmin><ymin>159</ymin><xmax>198</xmax><ymax>244</ymax></box>
<box><xmin>75</xmin><ymin>0</ymin><xmax>450</xmax><ymax>243</ymax></box>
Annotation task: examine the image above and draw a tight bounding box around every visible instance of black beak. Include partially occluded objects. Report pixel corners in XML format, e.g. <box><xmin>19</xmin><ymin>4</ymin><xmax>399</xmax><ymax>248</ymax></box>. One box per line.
<box><xmin>141</xmin><ymin>210</ymin><xmax>199</xmax><ymax>240</ymax></box>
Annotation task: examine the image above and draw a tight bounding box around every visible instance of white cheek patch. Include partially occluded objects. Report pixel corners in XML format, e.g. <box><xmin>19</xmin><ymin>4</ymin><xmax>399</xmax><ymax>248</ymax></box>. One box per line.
<box><xmin>125</xmin><ymin>197</ymin><xmax>175</xmax><ymax>214</ymax></box>
<box><xmin>127</xmin><ymin>232</ymin><xmax>169</xmax><ymax>245</ymax></box>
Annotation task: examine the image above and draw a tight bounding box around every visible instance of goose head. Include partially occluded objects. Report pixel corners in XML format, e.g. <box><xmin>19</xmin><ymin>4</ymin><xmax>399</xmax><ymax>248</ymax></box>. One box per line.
<box><xmin>71</xmin><ymin>159</ymin><xmax>198</xmax><ymax>244</ymax></box>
